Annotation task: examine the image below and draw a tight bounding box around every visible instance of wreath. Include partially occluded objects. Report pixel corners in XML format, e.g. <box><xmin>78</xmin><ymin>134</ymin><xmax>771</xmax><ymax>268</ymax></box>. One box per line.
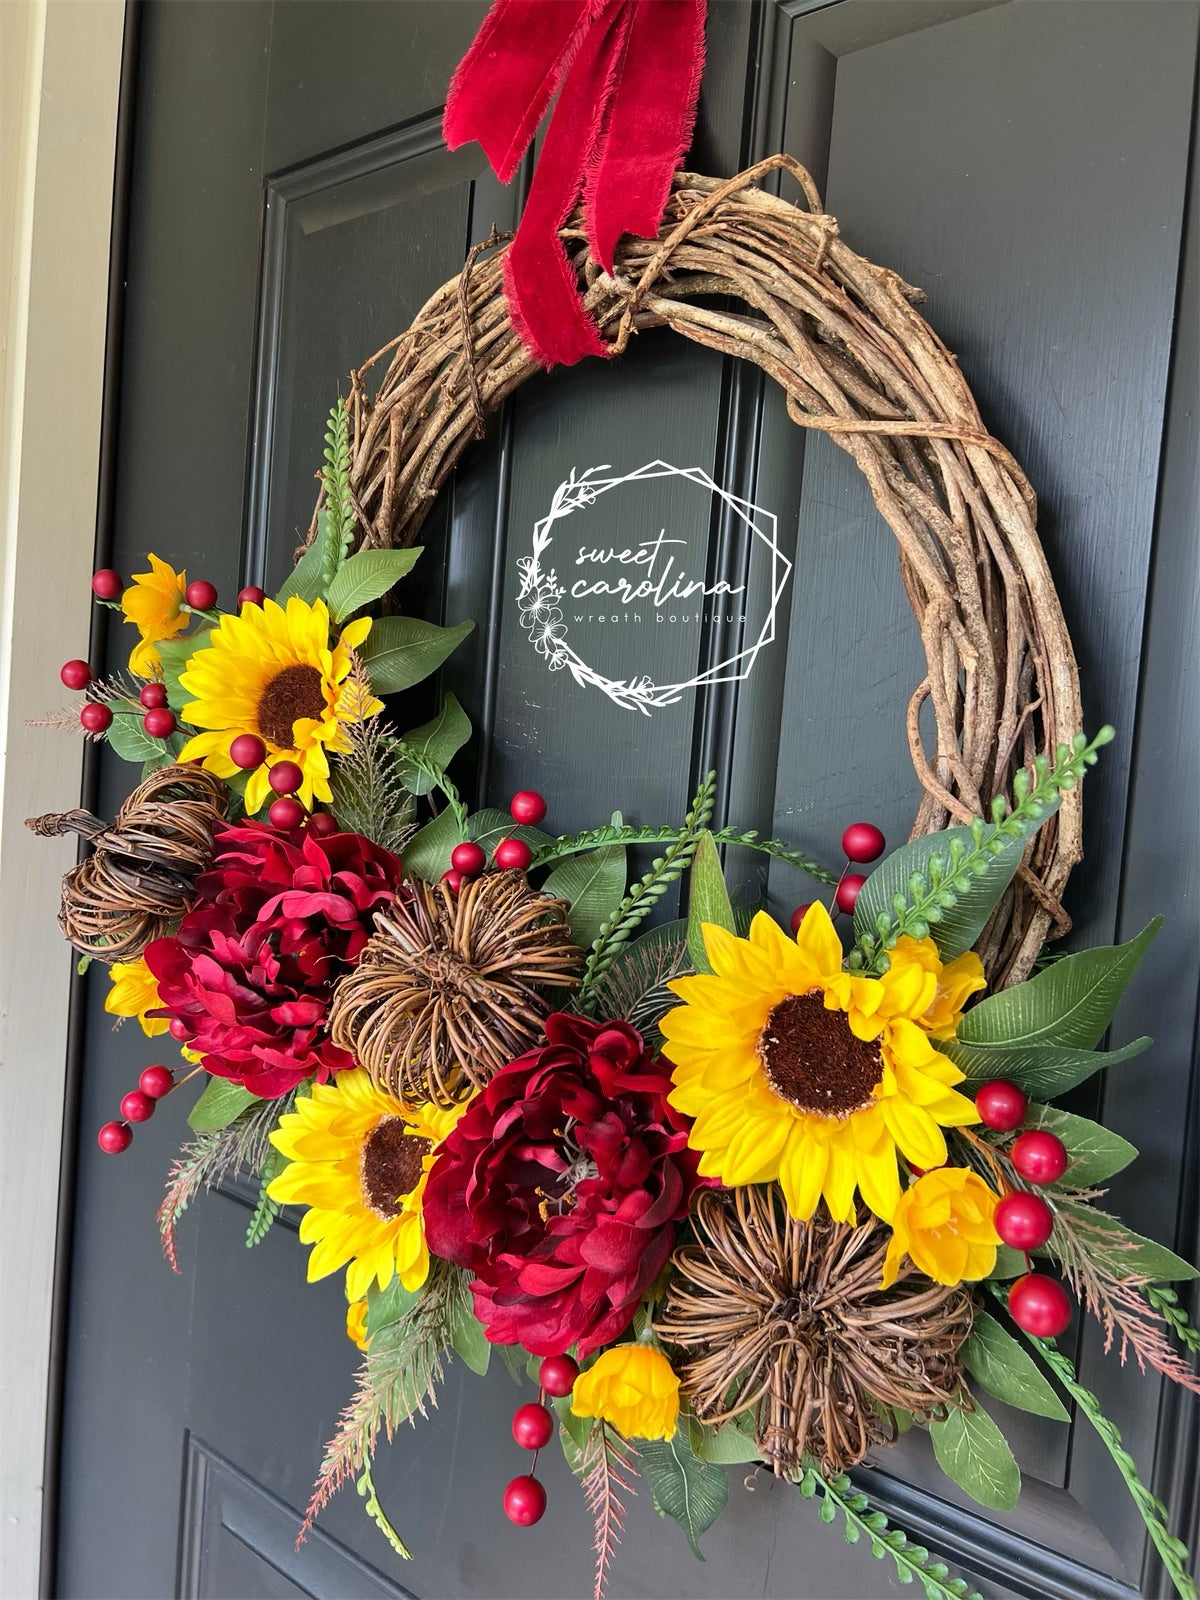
<box><xmin>28</xmin><ymin>16</ymin><xmax>1197</xmax><ymax>1600</ymax></box>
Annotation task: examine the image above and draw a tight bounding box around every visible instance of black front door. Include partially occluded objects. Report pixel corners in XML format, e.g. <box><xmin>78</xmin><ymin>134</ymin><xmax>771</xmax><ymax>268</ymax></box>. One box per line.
<box><xmin>54</xmin><ymin>3</ymin><xmax>1199</xmax><ymax>1598</ymax></box>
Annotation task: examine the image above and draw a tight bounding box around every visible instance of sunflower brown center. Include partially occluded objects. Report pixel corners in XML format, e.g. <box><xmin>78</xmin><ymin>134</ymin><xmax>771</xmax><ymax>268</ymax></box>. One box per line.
<box><xmin>359</xmin><ymin>1118</ymin><xmax>431</xmax><ymax>1218</ymax></box>
<box><xmin>757</xmin><ymin>992</ymin><xmax>883</xmax><ymax>1118</ymax></box>
<box><xmin>257</xmin><ymin>664</ymin><xmax>326</xmax><ymax>749</ymax></box>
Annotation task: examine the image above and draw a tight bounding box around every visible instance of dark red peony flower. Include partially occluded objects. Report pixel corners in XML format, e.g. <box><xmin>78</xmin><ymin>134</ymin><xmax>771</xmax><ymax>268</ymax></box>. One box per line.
<box><xmin>423</xmin><ymin>1013</ymin><xmax>702</xmax><ymax>1356</ymax></box>
<box><xmin>145</xmin><ymin>821</ymin><xmax>402</xmax><ymax>1097</ymax></box>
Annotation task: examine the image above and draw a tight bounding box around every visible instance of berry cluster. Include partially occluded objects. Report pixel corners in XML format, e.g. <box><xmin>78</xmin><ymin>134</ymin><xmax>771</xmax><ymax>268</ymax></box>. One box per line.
<box><xmin>789</xmin><ymin>820</ymin><xmax>885</xmax><ymax>933</ymax></box>
<box><xmin>503</xmin><ymin>1353</ymin><xmax>579</xmax><ymax>1527</ymax></box>
<box><xmin>96</xmin><ymin>1063</ymin><xmax>175</xmax><ymax>1155</ymax></box>
<box><xmin>442</xmin><ymin>791</ymin><xmax>548</xmax><ymax>894</ymax></box>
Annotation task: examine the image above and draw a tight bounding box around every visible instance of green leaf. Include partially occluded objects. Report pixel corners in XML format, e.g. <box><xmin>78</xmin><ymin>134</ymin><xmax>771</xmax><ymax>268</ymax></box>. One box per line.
<box><xmin>687</xmin><ymin>1411</ymin><xmax>761</xmax><ymax>1465</ymax></box>
<box><xmin>686</xmin><ymin>830</ymin><xmax>735</xmax><ymax>975</ymax></box>
<box><xmin>1025</xmin><ymin>1104</ymin><xmax>1138</xmax><ymax>1186</ymax></box>
<box><xmin>187</xmin><ymin>1078</ymin><xmax>260</xmax><ymax>1133</ymax></box>
<box><xmin>544</xmin><ymin>844</ymin><xmax>628</xmax><ymax>951</ymax></box>
<box><xmin>366</xmin><ymin>1275</ymin><xmax>424</xmax><ymax>1337</ymax></box>
<box><xmin>105</xmin><ymin>713</ymin><xmax>170</xmax><ymax>766</ymax></box>
<box><xmin>155</xmin><ymin>630</ymin><xmax>209</xmax><ymax>712</ymax></box>
<box><xmin>929</xmin><ymin>1401</ymin><xmax>1021</xmax><ymax>1510</ymax></box>
<box><xmin>962</xmin><ymin>1313</ymin><xmax>1069</xmax><ymax>1420</ymax></box>
<box><xmin>940</xmin><ymin>1034</ymin><xmax>1151</xmax><ymax>1099</ymax></box>
<box><xmin>276</xmin><ymin>519</ymin><xmax>330</xmax><ymax>605</ymax></box>
<box><xmin>450</xmin><ymin>1295</ymin><xmax>491</xmax><ymax>1375</ymax></box>
<box><xmin>467</xmin><ymin>807</ymin><xmax>553</xmax><ymax>856</ymax></box>
<box><xmin>989</xmin><ymin>1244</ymin><xmax>1027</xmax><ymax>1281</ymax></box>
<box><xmin>552</xmin><ymin>1395</ymin><xmax>593</xmax><ymax>1456</ymax></box>
<box><xmin>397</xmin><ymin>693</ymin><xmax>472</xmax><ymax>796</ymax></box>
<box><xmin>855</xmin><ymin>807</ymin><xmax>1053</xmax><ymax>961</ymax></box>
<box><xmin>325</xmin><ymin>548</ymin><xmax>423</xmax><ymax>623</ymax></box>
<box><xmin>358</xmin><ymin>615</ymin><xmax>474</xmax><ymax>695</ymax></box>
<box><xmin>1052</xmin><ymin>1200</ymin><xmax>1199</xmax><ymax>1282</ymax></box>
<box><xmin>402</xmin><ymin>806</ymin><xmax>463</xmax><ymax>881</ymax></box>
<box><xmin>958</xmin><ymin>920</ymin><xmax>1161</xmax><ymax>1050</ymax></box>
<box><xmin>638</xmin><ymin>1433</ymin><xmax>728</xmax><ymax>1559</ymax></box>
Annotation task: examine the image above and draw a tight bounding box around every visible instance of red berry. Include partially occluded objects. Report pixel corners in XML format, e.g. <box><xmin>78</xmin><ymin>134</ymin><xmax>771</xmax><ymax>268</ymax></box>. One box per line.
<box><xmin>841</xmin><ymin>822</ymin><xmax>886</xmax><ymax>863</ymax></box>
<box><xmin>835</xmin><ymin>874</ymin><xmax>867</xmax><ymax>914</ymax></box>
<box><xmin>511</xmin><ymin>1402</ymin><xmax>554</xmax><ymax>1451</ymax></box>
<box><xmin>168</xmin><ymin>1017</ymin><xmax>194</xmax><ymax>1042</ymax></box>
<box><xmin>229</xmin><ymin>733</ymin><xmax>266</xmax><ymax>770</ymax></box>
<box><xmin>91</xmin><ymin>568</ymin><xmax>122</xmax><ymax>600</ymax></box>
<box><xmin>995</xmin><ymin>1191</ymin><xmax>1054</xmax><ymax>1252</ymax></box>
<box><xmin>268</xmin><ymin>760</ymin><xmax>304</xmax><ymax>796</ymax></box>
<box><xmin>1011</xmin><ymin>1129</ymin><xmax>1069</xmax><ymax>1186</ymax></box>
<box><xmin>269</xmin><ymin>796</ymin><xmax>305</xmax><ymax>830</ymax></box>
<box><xmin>789</xmin><ymin>903</ymin><xmax>813</xmax><ymax>935</ymax></box>
<box><xmin>80</xmin><ymin>702</ymin><xmax>113</xmax><ymax>733</ymax></box>
<box><xmin>139</xmin><ymin>1064</ymin><xmax>174</xmax><ymax>1099</ymax></box>
<box><xmin>143</xmin><ymin>707</ymin><xmax>177</xmax><ymax>739</ymax></box>
<box><xmin>1008</xmin><ymin>1272</ymin><xmax>1072</xmax><ymax>1338</ymax></box>
<box><xmin>441</xmin><ymin>868</ymin><xmax>465</xmax><ymax>895</ymax></box>
<box><xmin>60</xmin><ymin>659</ymin><xmax>92</xmax><ymax>690</ymax></box>
<box><xmin>503</xmin><ymin>1474</ymin><xmax>547</xmax><ymax>1527</ymax></box>
<box><xmin>494</xmin><ymin>837</ymin><xmax>533</xmax><ymax>872</ymax></box>
<box><xmin>97</xmin><ymin>1120</ymin><xmax>132</xmax><ymax>1154</ymax></box>
<box><xmin>138</xmin><ymin>681</ymin><xmax>168</xmax><ymax>709</ymax></box>
<box><xmin>237</xmin><ymin>585</ymin><xmax>266</xmax><ymax>608</ymax></box>
<box><xmin>538</xmin><ymin>1354</ymin><xmax>579</xmax><ymax>1397</ymax></box>
<box><xmin>451</xmin><ymin>841</ymin><xmax>487</xmax><ymax>876</ymax></box>
<box><xmin>119</xmin><ymin>1089</ymin><xmax>156</xmax><ymax>1123</ymax></box>
<box><xmin>510</xmin><ymin>791</ymin><xmax>548</xmax><ymax>826</ymax></box>
<box><xmin>307</xmin><ymin>811</ymin><xmax>338</xmax><ymax>837</ymax></box>
<box><xmin>184</xmin><ymin>579</ymin><xmax>218</xmax><ymax>611</ymax></box>
<box><xmin>975</xmin><ymin>1079</ymin><xmax>1028</xmax><ymax>1132</ymax></box>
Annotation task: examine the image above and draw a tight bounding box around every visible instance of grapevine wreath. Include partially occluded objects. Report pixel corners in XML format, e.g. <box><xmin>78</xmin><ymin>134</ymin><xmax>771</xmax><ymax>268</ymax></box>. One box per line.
<box><xmin>29</xmin><ymin>6</ymin><xmax>1198</xmax><ymax>1599</ymax></box>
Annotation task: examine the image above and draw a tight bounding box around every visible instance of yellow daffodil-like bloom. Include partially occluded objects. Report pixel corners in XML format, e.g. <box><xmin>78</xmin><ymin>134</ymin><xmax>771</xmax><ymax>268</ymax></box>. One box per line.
<box><xmin>346</xmin><ymin>1296</ymin><xmax>370</xmax><ymax>1351</ymax></box>
<box><xmin>267</xmin><ymin>1069</ymin><xmax>468</xmax><ymax>1302</ymax></box>
<box><xmin>662</xmin><ymin>905</ymin><xmax>981</xmax><ymax>1225</ymax></box>
<box><xmin>885</xmin><ymin>935</ymin><xmax>986</xmax><ymax>1039</ymax></box>
<box><xmin>104</xmin><ymin>956</ymin><xmax>169</xmax><ymax>1037</ymax></box>
<box><xmin>881</xmin><ymin>1167</ymin><xmax>1000</xmax><ymax>1288</ymax></box>
<box><xmin>177</xmin><ymin>596</ymin><xmax>381</xmax><ymax>814</ymax></box>
<box><xmin>571</xmin><ymin>1344</ymin><xmax>681</xmax><ymax>1441</ymax></box>
<box><xmin>121</xmin><ymin>554</ymin><xmax>189</xmax><ymax>677</ymax></box>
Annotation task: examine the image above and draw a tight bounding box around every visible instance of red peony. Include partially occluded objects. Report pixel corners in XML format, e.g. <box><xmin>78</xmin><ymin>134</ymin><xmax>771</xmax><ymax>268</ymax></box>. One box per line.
<box><xmin>145</xmin><ymin>821</ymin><xmax>402</xmax><ymax>1097</ymax></box>
<box><xmin>423</xmin><ymin>1013</ymin><xmax>702</xmax><ymax>1356</ymax></box>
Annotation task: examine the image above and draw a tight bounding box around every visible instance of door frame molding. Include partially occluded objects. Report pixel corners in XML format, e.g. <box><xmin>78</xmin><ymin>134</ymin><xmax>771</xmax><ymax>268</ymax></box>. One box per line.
<box><xmin>0</xmin><ymin>3</ymin><xmax>126</xmax><ymax>1595</ymax></box>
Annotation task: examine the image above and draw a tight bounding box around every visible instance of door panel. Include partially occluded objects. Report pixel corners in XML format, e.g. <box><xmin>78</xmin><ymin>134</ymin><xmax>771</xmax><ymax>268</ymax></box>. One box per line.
<box><xmin>55</xmin><ymin>3</ymin><xmax>1199</xmax><ymax>1598</ymax></box>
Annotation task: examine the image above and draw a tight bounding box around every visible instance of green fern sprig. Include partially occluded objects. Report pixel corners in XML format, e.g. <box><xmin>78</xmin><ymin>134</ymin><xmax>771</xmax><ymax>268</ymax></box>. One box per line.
<box><xmin>1146</xmin><ymin>1286</ymin><xmax>1200</xmax><ymax>1354</ymax></box>
<box><xmin>854</xmin><ymin>728</ymin><xmax>1114</xmax><ymax>971</ymax></box>
<box><xmin>798</xmin><ymin>1466</ymin><xmax>981</xmax><ymax>1600</ymax></box>
<box><xmin>356</xmin><ymin>1456</ymin><xmax>412</xmax><ymax>1560</ymax></box>
<box><xmin>320</xmin><ymin>397</ymin><xmax>356</xmax><ymax>587</ymax></box>
<box><xmin>532</xmin><ymin>821</ymin><xmax>835</xmax><ymax>886</ymax></box>
<box><xmin>244</xmin><ymin>1176</ymin><xmax>280</xmax><ymax>1249</ymax></box>
<box><xmin>576</xmin><ymin>773</ymin><xmax>716</xmax><ymax>1012</ymax></box>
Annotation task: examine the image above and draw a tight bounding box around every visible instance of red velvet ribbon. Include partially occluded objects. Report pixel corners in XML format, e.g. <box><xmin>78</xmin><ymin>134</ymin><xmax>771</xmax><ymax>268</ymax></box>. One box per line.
<box><xmin>445</xmin><ymin>0</ymin><xmax>707</xmax><ymax>368</ymax></box>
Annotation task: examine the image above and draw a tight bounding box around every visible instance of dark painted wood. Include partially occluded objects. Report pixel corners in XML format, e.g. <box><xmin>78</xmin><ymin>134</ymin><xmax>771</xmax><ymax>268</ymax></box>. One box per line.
<box><xmin>53</xmin><ymin>3</ymin><xmax>1199</xmax><ymax>1599</ymax></box>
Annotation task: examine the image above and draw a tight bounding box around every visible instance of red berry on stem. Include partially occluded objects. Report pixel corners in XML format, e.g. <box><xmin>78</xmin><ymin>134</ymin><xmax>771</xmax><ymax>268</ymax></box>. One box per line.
<box><xmin>120</xmin><ymin>1089</ymin><xmax>155</xmax><ymax>1123</ymax></box>
<box><xmin>494</xmin><ymin>837</ymin><xmax>533</xmax><ymax>872</ymax></box>
<box><xmin>841</xmin><ymin>822</ymin><xmax>886</xmax><ymax>863</ymax></box>
<box><xmin>835</xmin><ymin>874</ymin><xmax>866</xmax><ymax>914</ymax></box>
<box><xmin>511</xmin><ymin>1402</ymin><xmax>554</xmax><ymax>1451</ymax></box>
<box><xmin>451</xmin><ymin>841</ymin><xmax>487</xmax><ymax>876</ymax></box>
<box><xmin>229</xmin><ymin>733</ymin><xmax>266</xmax><ymax>770</ymax></box>
<box><xmin>503</xmin><ymin>1474</ymin><xmax>547</xmax><ymax>1527</ymax></box>
<box><xmin>91</xmin><ymin>569</ymin><xmax>122</xmax><ymax>600</ymax></box>
<box><xmin>269</xmin><ymin>796</ymin><xmax>305</xmax><ymax>830</ymax></box>
<box><xmin>789</xmin><ymin>903</ymin><xmax>813</xmax><ymax>935</ymax></box>
<box><xmin>139</xmin><ymin>681</ymin><xmax>168</xmax><ymax>709</ymax></box>
<box><xmin>538</xmin><ymin>1354</ymin><xmax>579</xmax><ymax>1397</ymax></box>
<box><xmin>97</xmin><ymin>1120</ymin><xmax>132</xmax><ymax>1154</ymax></box>
<box><xmin>236</xmin><ymin>585</ymin><xmax>266</xmax><ymax>608</ymax></box>
<box><xmin>510</xmin><ymin>790</ymin><xmax>548</xmax><ymax>826</ymax></box>
<box><xmin>268</xmin><ymin>760</ymin><xmax>304</xmax><ymax>796</ymax></box>
<box><xmin>1008</xmin><ymin>1272</ymin><xmax>1072</xmax><ymax>1338</ymax></box>
<box><xmin>143</xmin><ymin>707</ymin><xmax>177</xmax><ymax>739</ymax></box>
<box><xmin>994</xmin><ymin>1191</ymin><xmax>1054</xmax><ymax>1252</ymax></box>
<box><xmin>61</xmin><ymin>659</ymin><xmax>92</xmax><ymax>690</ymax></box>
<box><xmin>168</xmin><ymin>1017</ymin><xmax>194</xmax><ymax>1042</ymax></box>
<box><xmin>1011</xmin><ymin>1129</ymin><xmax>1068</xmax><ymax>1186</ymax></box>
<box><xmin>184</xmin><ymin>579</ymin><xmax>218</xmax><ymax>611</ymax></box>
<box><xmin>80</xmin><ymin>702</ymin><xmax>113</xmax><ymax>733</ymax></box>
<box><xmin>441</xmin><ymin>868</ymin><xmax>465</xmax><ymax>894</ymax></box>
<box><xmin>139</xmin><ymin>1064</ymin><xmax>174</xmax><ymax>1099</ymax></box>
<box><xmin>307</xmin><ymin>811</ymin><xmax>338</xmax><ymax>837</ymax></box>
<box><xmin>975</xmin><ymin>1079</ymin><xmax>1028</xmax><ymax>1132</ymax></box>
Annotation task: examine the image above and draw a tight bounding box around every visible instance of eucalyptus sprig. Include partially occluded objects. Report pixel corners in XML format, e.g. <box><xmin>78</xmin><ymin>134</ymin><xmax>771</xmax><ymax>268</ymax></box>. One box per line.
<box><xmin>532</xmin><ymin>820</ymin><xmax>835</xmax><ymax>886</ymax></box>
<box><xmin>798</xmin><ymin>1465</ymin><xmax>982</xmax><ymax>1600</ymax></box>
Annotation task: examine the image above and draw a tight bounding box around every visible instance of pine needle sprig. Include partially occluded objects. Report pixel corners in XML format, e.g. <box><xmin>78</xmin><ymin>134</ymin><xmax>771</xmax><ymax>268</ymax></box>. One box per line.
<box><xmin>798</xmin><ymin>1465</ymin><xmax>982</xmax><ymax>1600</ymax></box>
<box><xmin>157</xmin><ymin>1094</ymin><xmax>291</xmax><ymax>1271</ymax></box>
<box><xmin>300</xmin><ymin>1260</ymin><xmax>464</xmax><ymax>1543</ymax></box>
<box><xmin>593</xmin><ymin>931</ymin><xmax>691</xmax><ymax>1040</ymax></box>
<box><xmin>560</xmin><ymin>1419</ymin><xmax>638</xmax><ymax>1600</ymax></box>
<box><xmin>330</xmin><ymin>694</ymin><xmax>415</xmax><ymax>855</ymax></box>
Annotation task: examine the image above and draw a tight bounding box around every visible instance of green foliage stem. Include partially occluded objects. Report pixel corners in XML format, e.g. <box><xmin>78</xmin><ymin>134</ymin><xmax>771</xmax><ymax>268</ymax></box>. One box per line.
<box><xmin>356</xmin><ymin>1456</ymin><xmax>412</xmax><ymax>1560</ymax></box>
<box><xmin>532</xmin><ymin>821</ymin><xmax>836</xmax><ymax>886</ymax></box>
<box><xmin>320</xmin><ymin>398</ymin><xmax>356</xmax><ymax>588</ymax></box>
<box><xmin>1147</xmin><ymin>1286</ymin><xmax>1200</xmax><ymax>1353</ymax></box>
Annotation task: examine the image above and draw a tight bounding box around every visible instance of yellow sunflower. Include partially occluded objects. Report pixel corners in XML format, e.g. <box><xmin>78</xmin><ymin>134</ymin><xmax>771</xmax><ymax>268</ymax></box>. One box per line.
<box><xmin>176</xmin><ymin>596</ymin><xmax>381</xmax><ymax>814</ymax></box>
<box><xmin>661</xmin><ymin>905</ymin><xmax>981</xmax><ymax>1225</ymax></box>
<box><xmin>104</xmin><ymin>956</ymin><xmax>169</xmax><ymax>1037</ymax></box>
<box><xmin>267</xmin><ymin>1069</ymin><xmax>469</xmax><ymax>1302</ymax></box>
<box><xmin>121</xmin><ymin>554</ymin><xmax>189</xmax><ymax>676</ymax></box>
